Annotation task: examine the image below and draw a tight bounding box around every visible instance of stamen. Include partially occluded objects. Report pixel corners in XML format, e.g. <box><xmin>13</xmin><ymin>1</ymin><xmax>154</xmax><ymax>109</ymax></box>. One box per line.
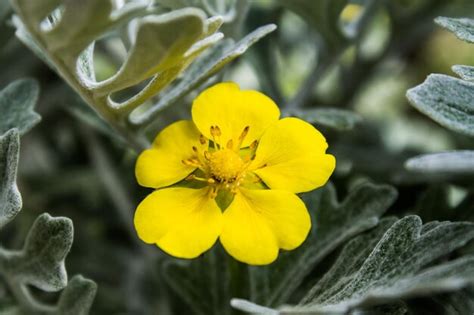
<box><xmin>199</xmin><ymin>134</ymin><xmax>207</xmax><ymax>145</ymax></box>
<box><xmin>209</xmin><ymin>187</ymin><xmax>218</xmax><ymax>199</ymax></box>
<box><xmin>210</xmin><ymin>126</ymin><xmax>221</xmax><ymax>149</ymax></box>
<box><xmin>236</xmin><ymin>126</ymin><xmax>250</xmax><ymax>150</ymax></box>
<box><xmin>226</xmin><ymin>139</ymin><xmax>233</xmax><ymax>149</ymax></box>
<box><xmin>204</xmin><ymin>151</ymin><xmax>211</xmax><ymax>160</ymax></box>
<box><xmin>182</xmin><ymin>158</ymin><xmax>201</xmax><ymax>167</ymax></box>
<box><xmin>250</xmin><ymin>140</ymin><xmax>258</xmax><ymax>150</ymax></box>
<box><xmin>186</xmin><ymin>174</ymin><xmax>215</xmax><ymax>184</ymax></box>
<box><xmin>239</xmin><ymin>126</ymin><xmax>250</xmax><ymax>140</ymax></box>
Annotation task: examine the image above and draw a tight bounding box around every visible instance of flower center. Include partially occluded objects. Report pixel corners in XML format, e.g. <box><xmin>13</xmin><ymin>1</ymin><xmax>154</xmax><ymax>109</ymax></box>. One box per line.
<box><xmin>182</xmin><ymin>125</ymin><xmax>259</xmax><ymax>198</ymax></box>
<box><xmin>208</xmin><ymin>149</ymin><xmax>244</xmax><ymax>182</ymax></box>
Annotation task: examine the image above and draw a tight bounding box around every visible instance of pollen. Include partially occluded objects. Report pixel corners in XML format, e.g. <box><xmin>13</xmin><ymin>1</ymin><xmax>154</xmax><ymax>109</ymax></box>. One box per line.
<box><xmin>208</xmin><ymin>149</ymin><xmax>244</xmax><ymax>182</ymax></box>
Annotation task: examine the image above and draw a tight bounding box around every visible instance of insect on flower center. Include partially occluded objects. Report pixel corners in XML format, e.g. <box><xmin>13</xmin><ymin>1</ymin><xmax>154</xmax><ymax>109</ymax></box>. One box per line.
<box><xmin>208</xmin><ymin>149</ymin><xmax>244</xmax><ymax>182</ymax></box>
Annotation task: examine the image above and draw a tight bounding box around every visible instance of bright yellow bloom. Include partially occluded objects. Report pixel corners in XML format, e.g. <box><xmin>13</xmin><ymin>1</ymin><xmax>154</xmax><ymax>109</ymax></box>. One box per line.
<box><xmin>134</xmin><ymin>82</ymin><xmax>335</xmax><ymax>265</ymax></box>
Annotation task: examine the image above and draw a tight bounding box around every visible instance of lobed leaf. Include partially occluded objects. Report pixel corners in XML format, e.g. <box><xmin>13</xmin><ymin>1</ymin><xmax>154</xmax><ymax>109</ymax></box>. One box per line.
<box><xmin>0</xmin><ymin>213</ymin><xmax>73</xmax><ymax>292</ymax></box>
<box><xmin>129</xmin><ymin>24</ymin><xmax>276</xmax><ymax>125</ymax></box>
<box><xmin>0</xmin><ymin>79</ymin><xmax>41</xmax><ymax>135</ymax></box>
<box><xmin>11</xmin><ymin>0</ymin><xmax>276</xmax><ymax>145</ymax></box>
<box><xmin>0</xmin><ymin>129</ymin><xmax>21</xmax><ymax>229</ymax></box>
<box><xmin>56</xmin><ymin>275</ymin><xmax>98</xmax><ymax>315</ymax></box>
<box><xmin>452</xmin><ymin>65</ymin><xmax>474</xmax><ymax>81</ymax></box>
<box><xmin>405</xmin><ymin>151</ymin><xmax>474</xmax><ymax>174</ymax></box>
<box><xmin>247</xmin><ymin>182</ymin><xmax>397</xmax><ymax>307</ymax></box>
<box><xmin>435</xmin><ymin>17</ymin><xmax>474</xmax><ymax>43</ymax></box>
<box><xmin>233</xmin><ymin>216</ymin><xmax>474</xmax><ymax>314</ymax></box>
<box><xmin>406</xmin><ymin>74</ymin><xmax>474</xmax><ymax>137</ymax></box>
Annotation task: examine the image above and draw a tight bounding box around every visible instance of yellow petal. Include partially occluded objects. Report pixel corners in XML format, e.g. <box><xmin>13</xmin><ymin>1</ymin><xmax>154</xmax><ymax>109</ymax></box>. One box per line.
<box><xmin>135</xmin><ymin>120</ymin><xmax>201</xmax><ymax>189</ymax></box>
<box><xmin>251</xmin><ymin>117</ymin><xmax>336</xmax><ymax>193</ymax></box>
<box><xmin>134</xmin><ymin>187</ymin><xmax>222</xmax><ymax>259</ymax></box>
<box><xmin>220</xmin><ymin>188</ymin><xmax>311</xmax><ymax>265</ymax></box>
<box><xmin>191</xmin><ymin>82</ymin><xmax>280</xmax><ymax>148</ymax></box>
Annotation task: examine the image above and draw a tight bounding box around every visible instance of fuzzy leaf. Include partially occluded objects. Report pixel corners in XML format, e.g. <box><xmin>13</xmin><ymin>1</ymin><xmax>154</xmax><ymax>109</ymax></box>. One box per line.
<box><xmin>91</xmin><ymin>9</ymin><xmax>207</xmax><ymax>94</ymax></box>
<box><xmin>11</xmin><ymin>0</ymin><xmax>275</xmax><ymax>142</ymax></box>
<box><xmin>435</xmin><ymin>17</ymin><xmax>474</xmax><ymax>43</ymax></box>
<box><xmin>0</xmin><ymin>213</ymin><xmax>73</xmax><ymax>292</ymax></box>
<box><xmin>247</xmin><ymin>182</ymin><xmax>397</xmax><ymax>307</ymax></box>
<box><xmin>0</xmin><ymin>129</ymin><xmax>21</xmax><ymax>229</ymax></box>
<box><xmin>56</xmin><ymin>275</ymin><xmax>97</xmax><ymax>315</ymax></box>
<box><xmin>406</xmin><ymin>74</ymin><xmax>474</xmax><ymax>137</ymax></box>
<box><xmin>0</xmin><ymin>79</ymin><xmax>41</xmax><ymax>135</ymax></box>
<box><xmin>453</xmin><ymin>65</ymin><xmax>474</xmax><ymax>81</ymax></box>
<box><xmin>283</xmin><ymin>108</ymin><xmax>363</xmax><ymax>130</ymax></box>
<box><xmin>234</xmin><ymin>216</ymin><xmax>474</xmax><ymax>314</ymax></box>
<box><xmin>405</xmin><ymin>151</ymin><xmax>474</xmax><ymax>174</ymax></box>
<box><xmin>129</xmin><ymin>24</ymin><xmax>277</xmax><ymax>125</ymax></box>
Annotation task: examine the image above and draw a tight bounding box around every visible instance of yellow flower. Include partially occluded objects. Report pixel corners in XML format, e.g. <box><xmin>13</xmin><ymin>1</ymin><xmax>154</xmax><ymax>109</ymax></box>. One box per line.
<box><xmin>134</xmin><ymin>82</ymin><xmax>335</xmax><ymax>265</ymax></box>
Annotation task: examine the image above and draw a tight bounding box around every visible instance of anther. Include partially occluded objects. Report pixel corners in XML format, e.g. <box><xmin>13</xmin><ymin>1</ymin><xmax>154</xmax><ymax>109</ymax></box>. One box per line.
<box><xmin>226</xmin><ymin>139</ymin><xmax>233</xmax><ymax>149</ymax></box>
<box><xmin>182</xmin><ymin>158</ymin><xmax>200</xmax><ymax>167</ymax></box>
<box><xmin>192</xmin><ymin>146</ymin><xmax>198</xmax><ymax>153</ymax></box>
<box><xmin>210</xmin><ymin>126</ymin><xmax>221</xmax><ymax>149</ymax></box>
<box><xmin>250</xmin><ymin>140</ymin><xmax>258</xmax><ymax>150</ymax></box>
<box><xmin>204</xmin><ymin>151</ymin><xmax>211</xmax><ymax>160</ymax></box>
<box><xmin>239</xmin><ymin>126</ymin><xmax>250</xmax><ymax>141</ymax></box>
<box><xmin>199</xmin><ymin>134</ymin><xmax>207</xmax><ymax>145</ymax></box>
<box><xmin>187</xmin><ymin>174</ymin><xmax>215</xmax><ymax>183</ymax></box>
<box><xmin>236</xmin><ymin>126</ymin><xmax>250</xmax><ymax>149</ymax></box>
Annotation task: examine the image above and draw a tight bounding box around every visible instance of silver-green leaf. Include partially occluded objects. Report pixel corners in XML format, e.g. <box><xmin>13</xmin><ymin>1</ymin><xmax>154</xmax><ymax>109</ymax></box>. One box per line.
<box><xmin>0</xmin><ymin>213</ymin><xmax>73</xmax><ymax>292</ymax></box>
<box><xmin>129</xmin><ymin>24</ymin><xmax>277</xmax><ymax>126</ymax></box>
<box><xmin>56</xmin><ymin>275</ymin><xmax>97</xmax><ymax>315</ymax></box>
<box><xmin>0</xmin><ymin>79</ymin><xmax>41</xmax><ymax>135</ymax></box>
<box><xmin>0</xmin><ymin>129</ymin><xmax>21</xmax><ymax>229</ymax></box>
<box><xmin>435</xmin><ymin>17</ymin><xmax>474</xmax><ymax>43</ymax></box>
<box><xmin>453</xmin><ymin>65</ymin><xmax>474</xmax><ymax>81</ymax></box>
<box><xmin>406</xmin><ymin>74</ymin><xmax>474</xmax><ymax>137</ymax></box>
<box><xmin>234</xmin><ymin>216</ymin><xmax>474</xmax><ymax>314</ymax></box>
<box><xmin>248</xmin><ymin>182</ymin><xmax>397</xmax><ymax>307</ymax></box>
<box><xmin>405</xmin><ymin>151</ymin><xmax>474</xmax><ymax>174</ymax></box>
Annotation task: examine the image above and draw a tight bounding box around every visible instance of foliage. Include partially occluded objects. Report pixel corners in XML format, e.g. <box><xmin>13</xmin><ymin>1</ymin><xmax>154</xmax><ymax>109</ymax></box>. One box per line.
<box><xmin>0</xmin><ymin>0</ymin><xmax>473</xmax><ymax>314</ymax></box>
<box><xmin>0</xmin><ymin>79</ymin><xmax>96</xmax><ymax>314</ymax></box>
<box><xmin>9</xmin><ymin>0</ymin><xmax>275</xmax><ymax>150</ymax></box>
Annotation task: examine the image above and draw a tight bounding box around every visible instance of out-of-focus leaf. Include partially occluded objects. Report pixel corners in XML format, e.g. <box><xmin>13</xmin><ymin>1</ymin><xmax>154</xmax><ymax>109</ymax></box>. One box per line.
<box><xmin>164</xmin><ymin>248</ymin><xmax>232</xmax><ymax>315</ymax></box>
<box><xmin>130</xmin><ymin>24</ymin><xmax>277</xmax><ymax>125</ymax></box>
<box><xmin>247</xmin><ymin>182</ymin><xmax>397</xmax><ymax>307</ymax></box>
<box><xmin>0</xmin><ymin>1</ymin><xmax>10</xmax><ymax>21</ymax></box>
<box><xmin>435</xmin><ymin>17</ymin><xmax>474</xmax><ymax>43</ymax></box>
<box><xmin>278</xmin><ymin>0</ymin><xmax>348</xmax><ymax>50</ymax></box>
<box><xmin>0</xmin><ymin>129</ymin><xmax>20</xmax><ymax>229</ymax></box>
<box><xmin>0</xmin><ymin>79</ymin><xmax>41</xmax><ymax>135</ymax></box>
<box><xmin>234</xmin><ymin>216</ymin><xmax>474</xmax><ymax>314</ymax></box>
<box><xmin>453</xmin><ymin>65</ymin><xmax>474</xmax><ymax>81</ymax></box>
<box><xmin>405</xmin><ymin>151</ymin><xmax>474</xmax><ymax>174</ymax></box>
<box><xmin>283</xmin><ymin>108</ymin><xmax>363</xmax><ymax>130</ymax></box>
<box><xmin>56</xmin><ymin>275</ymin><xmax>97</xmax><ymax>315</ymax></box>
<box><xmin>432</xmin><ymin>288</ymin><xmax>474</xmax><ymax>315</ymax></box>
<box><xmin>0</xmin><ymin>213</ymin><xmax>73</xmax><ymax>292</ymax></box>
<box><xmin>406</xmin><ymin>74</ymin><xmax>474</xmax><ymax>137</ymax></box>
